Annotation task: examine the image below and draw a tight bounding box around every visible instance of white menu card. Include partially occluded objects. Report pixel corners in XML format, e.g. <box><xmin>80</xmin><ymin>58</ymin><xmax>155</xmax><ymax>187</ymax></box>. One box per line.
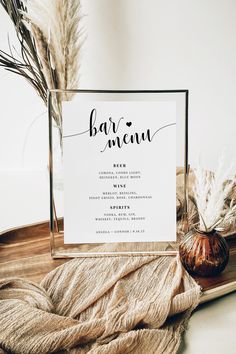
<box><xmin>63</xmin><ymin>98</ymin><xmax>176</xmax><ymax>244</ymax></box>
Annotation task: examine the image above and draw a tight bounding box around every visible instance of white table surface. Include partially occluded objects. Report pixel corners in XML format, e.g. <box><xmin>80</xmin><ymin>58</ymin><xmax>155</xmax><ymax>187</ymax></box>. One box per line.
<box><xmin>1</xmin><ymin>171</ymin><xmax>236</xmax><ymax>354</ymax></box>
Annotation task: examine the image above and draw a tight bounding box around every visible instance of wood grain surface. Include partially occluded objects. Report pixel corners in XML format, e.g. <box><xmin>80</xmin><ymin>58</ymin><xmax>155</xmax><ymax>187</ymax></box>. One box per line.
<box><xmin>0</xmin><ymin>221</ymin><xmax>236</xmax><ymax>303</ymax></box>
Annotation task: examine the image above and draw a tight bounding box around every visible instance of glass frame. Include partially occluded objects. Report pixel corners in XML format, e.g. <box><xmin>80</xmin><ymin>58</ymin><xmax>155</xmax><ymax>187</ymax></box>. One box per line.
<box><xmin>48</xmin><ymin>89</ymin><xmax>189</xmax><ymax>258</ymax></box>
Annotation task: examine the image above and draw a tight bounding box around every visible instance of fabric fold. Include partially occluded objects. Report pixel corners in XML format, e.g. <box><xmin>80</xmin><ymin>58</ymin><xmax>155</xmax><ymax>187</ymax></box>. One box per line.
<box><xmin>0</xmin><ymin>255</ymin><xmax>201</xmax><ymax>354</ymax></box>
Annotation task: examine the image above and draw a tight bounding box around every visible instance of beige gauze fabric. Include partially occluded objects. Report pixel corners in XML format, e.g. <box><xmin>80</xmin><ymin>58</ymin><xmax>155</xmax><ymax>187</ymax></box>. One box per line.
<box><xmin>0</xmin><ymin>254</ymin><xmax>201</xmax><ymax>354</ymax></box>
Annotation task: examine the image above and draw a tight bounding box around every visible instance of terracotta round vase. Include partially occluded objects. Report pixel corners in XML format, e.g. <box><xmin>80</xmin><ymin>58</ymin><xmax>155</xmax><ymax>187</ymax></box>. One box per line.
<box><xmin>179</xmin><ymin>229</ymin><xmax>229</xmax><ymax>277</ymax></box>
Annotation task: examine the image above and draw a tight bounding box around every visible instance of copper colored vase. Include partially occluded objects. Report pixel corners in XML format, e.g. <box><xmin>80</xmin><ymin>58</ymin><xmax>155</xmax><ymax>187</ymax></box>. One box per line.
<box><xmin>179</xmin><ymin>229</ymin><xmax>229</xmax><ymax>277</ymax></box>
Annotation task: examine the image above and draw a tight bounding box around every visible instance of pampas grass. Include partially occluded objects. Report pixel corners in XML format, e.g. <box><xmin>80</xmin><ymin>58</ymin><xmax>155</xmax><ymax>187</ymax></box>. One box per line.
<box><xmin>0</xmin><ymin>0</ymin><xmax>82</xmax><ymax>128</ymax></box>
<box><xmin>22</xmin><ymin>0</ymin><xmax>82</xmax><ymax>97</ymax></box>
<box><xmin>193</xmin><ymin>157</ymin><xmax>236</xmax><ymax>232</ymax></box>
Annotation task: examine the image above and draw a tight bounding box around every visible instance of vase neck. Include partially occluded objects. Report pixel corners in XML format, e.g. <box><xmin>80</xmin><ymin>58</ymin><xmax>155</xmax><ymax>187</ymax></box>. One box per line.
<box><xmin>194</xmin><ymin>227</ymin><xmax>216</xmax><ymax>235</ymax></box>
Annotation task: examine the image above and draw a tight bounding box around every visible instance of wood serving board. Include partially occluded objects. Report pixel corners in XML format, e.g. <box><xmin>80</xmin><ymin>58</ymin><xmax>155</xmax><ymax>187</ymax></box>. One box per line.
<box><xmin>0</xmin><ymin>221</ymin><xmax>236</xmax><ymax>304</ymax></box>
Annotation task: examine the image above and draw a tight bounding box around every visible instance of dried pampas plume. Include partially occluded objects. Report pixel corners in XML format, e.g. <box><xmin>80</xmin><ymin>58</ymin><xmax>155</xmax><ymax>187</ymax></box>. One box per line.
<box><xmin>0</xmin><ymin>0</ymin><xmax>83</xmax><ymax>130</ymax></box>
<box><xmin>22</xmin><ymin>0</ymin><xmax>82</xmax><ymax>100</ymax></box>
<box><xmin>193</xmin><ymin>156</ymin><xmax>236</xmax><ymax>233</ymax></box>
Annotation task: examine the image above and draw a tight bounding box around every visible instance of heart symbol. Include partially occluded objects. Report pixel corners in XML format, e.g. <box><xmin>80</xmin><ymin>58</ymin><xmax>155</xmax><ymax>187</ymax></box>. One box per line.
<box><xmin>126</xmin><ymin>122</ymin><xmax>132</xmax><ymax>127</ymax></box>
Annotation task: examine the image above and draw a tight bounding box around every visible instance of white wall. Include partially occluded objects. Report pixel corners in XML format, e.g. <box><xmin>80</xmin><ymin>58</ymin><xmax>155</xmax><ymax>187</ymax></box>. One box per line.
<box><xmin>1</xmin><ymin>0</ymin><xmax>236</xmax><ymax>172</ymax></box>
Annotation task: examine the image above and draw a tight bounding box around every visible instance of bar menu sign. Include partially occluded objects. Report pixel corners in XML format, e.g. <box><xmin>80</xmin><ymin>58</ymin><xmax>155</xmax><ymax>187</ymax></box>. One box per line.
<box><xmin>63</xmin><ymin>98</ymin><xmax>177</xmax><ymax>244</ymax></box>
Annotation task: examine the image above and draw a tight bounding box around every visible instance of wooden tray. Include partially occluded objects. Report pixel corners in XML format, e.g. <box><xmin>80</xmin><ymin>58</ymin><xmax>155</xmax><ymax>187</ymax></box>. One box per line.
<box><xmin>0</xmin><ymin>221</ymin><xmax>236</xmax><ymax>304</ymax></box>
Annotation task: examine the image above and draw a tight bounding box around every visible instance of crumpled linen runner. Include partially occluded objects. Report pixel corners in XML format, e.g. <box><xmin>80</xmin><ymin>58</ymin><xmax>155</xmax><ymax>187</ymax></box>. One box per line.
<box><xmin>0</xmin><ymin>254</ymin><xmax>201</xmax><ymax>354</ymax></box>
